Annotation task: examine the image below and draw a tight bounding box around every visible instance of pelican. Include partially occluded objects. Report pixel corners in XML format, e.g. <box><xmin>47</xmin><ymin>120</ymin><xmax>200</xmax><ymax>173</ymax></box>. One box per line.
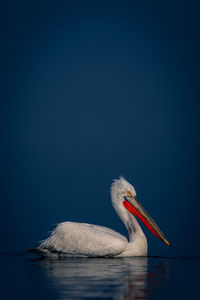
<box><xmin>27</xmin><ymin>177</ymin><xmax>169</xmax><ymax>257</ymax></box>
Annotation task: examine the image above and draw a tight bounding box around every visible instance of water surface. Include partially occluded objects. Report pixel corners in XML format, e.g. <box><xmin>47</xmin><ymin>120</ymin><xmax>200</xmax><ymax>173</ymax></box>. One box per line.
<box><xmin>0</xmin><ymin>254</ymin><xmax>199</xmax><ymax>299</ymax></box>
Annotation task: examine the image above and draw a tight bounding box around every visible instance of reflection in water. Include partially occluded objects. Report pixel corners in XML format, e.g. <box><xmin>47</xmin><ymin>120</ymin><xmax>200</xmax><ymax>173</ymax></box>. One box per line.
<box><xmin>29</xmin><ymin>257</ymin><xmax>168</xmax><ymax>300</ymax></box>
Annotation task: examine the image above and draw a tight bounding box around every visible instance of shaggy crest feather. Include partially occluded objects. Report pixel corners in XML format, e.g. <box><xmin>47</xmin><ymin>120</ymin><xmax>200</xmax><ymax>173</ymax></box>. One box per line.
<box><xmin>111</xmin><ymin>177</ymin><xmax>136</xmax><ymax>197</ymax></box>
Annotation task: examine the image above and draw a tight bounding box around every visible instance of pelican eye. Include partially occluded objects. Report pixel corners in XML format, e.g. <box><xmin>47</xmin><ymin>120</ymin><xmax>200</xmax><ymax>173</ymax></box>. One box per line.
<box><xmin>127</xmin><ymin>191</ymin><xmax>132</xmax><ymax>196</ymax></box>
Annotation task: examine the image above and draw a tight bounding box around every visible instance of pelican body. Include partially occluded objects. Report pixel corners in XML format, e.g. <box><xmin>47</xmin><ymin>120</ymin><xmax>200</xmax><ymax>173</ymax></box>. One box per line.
<box><xmin>28</xmin><ymin>177</ymin><xmax>169</xmax><ymax>257</ymax></box>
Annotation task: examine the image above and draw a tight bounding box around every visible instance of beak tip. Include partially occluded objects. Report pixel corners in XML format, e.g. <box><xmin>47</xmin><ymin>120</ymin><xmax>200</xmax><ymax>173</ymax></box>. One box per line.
<box><xmin>165</xmin><ymin>241</ymin><xmax>170</xmax><ymax>246</ymax></box>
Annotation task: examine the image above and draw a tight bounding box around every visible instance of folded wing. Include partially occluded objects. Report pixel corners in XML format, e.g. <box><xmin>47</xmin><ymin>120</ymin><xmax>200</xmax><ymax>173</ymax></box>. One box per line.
<box><xmin>34</xmin><ymin>222</ymin><xmax>128</xmax><ymax>257</ymax></box>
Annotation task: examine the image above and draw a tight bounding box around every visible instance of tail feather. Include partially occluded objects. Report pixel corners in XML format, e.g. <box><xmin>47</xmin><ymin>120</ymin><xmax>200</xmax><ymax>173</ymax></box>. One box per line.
<box><xmin>25</xmin><ymin>248</ymin><xmax>47</xmax><ymax>257</ymax></box>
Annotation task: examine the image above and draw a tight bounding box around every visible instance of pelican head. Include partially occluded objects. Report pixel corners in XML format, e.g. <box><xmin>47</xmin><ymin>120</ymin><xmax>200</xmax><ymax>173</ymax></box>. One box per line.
<box><xmin>111</xmin><ymin>177</ymin><xmax>169</xmax><ymax>246</ymax></box>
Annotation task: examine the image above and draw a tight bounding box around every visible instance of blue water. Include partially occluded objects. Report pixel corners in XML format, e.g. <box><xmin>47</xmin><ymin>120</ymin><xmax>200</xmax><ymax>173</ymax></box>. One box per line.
<box><xmin>1</xmin><ymin>254</ymin><xmax>199</xmax><ymax>299</ymax></box>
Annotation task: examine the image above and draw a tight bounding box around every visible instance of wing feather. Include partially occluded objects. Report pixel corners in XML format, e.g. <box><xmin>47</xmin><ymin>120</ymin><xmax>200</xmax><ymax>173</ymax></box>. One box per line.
<box><xmin>38</xmin><ymin>222</ymin><xmax>127</xmax><ymax>257</ymax></box>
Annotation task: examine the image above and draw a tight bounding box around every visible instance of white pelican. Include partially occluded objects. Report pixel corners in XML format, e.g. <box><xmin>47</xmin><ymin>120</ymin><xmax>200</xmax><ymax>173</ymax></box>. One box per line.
<box><xmin>28</xmin><ymin>177</ymin><xmax>169</xmax><ymax>257</ymax></box>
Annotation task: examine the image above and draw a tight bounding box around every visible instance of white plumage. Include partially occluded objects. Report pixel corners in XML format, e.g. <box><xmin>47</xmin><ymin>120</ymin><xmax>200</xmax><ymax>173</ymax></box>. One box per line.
<box><xmin>39</xmin><ymin>222</ymin><xmax>128</xmax><ymax>257</ymax></box>
<box><xmin>28</xmin><ymin>177</ymin><xmax>169</xmax><ymax>257</ymax></box>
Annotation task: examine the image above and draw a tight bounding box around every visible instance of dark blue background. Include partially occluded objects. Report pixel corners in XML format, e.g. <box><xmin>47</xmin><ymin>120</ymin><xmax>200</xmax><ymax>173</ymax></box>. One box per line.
<box><xmin>1</xmin><ymin>0</ymin><xmax>200</xmax><ymax>258</ymax></box>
